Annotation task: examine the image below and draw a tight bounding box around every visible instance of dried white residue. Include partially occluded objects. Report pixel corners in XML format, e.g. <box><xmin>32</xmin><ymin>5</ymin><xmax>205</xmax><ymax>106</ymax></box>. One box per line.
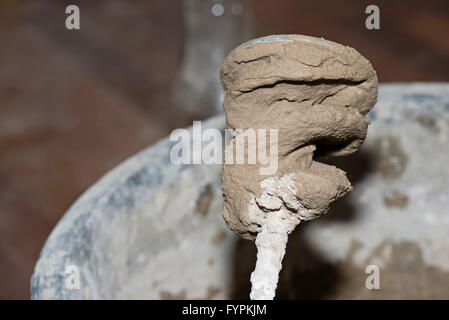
<box><xmin>256</xmin><ymin>174</ymin><xmax>300</xmax><ymax>211</ymax></box>
<box><xmin>250</xmin><ymin>210</ymin><xmax>294</xmax><ymax>300</ymax></box>
<box><xmin>249</xmin><ymin>174</ymin><xmax>310</xmax><ymax>300</ymax></box>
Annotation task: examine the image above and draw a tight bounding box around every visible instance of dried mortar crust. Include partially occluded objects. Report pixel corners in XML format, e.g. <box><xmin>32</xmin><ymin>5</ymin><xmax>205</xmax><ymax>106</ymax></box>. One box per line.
<box><xmin>220</xmin><ymin>35</ymin><xmax>378</xmax><ymax>240</ymax></box>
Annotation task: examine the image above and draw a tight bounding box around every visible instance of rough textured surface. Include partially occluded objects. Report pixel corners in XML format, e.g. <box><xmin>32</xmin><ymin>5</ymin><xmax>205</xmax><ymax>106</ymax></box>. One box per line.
<box><xmin>249</xmin><ymin>208</ymin><xmax>294</xmax><ymax>299</ymax></box>
<box><xmin>220</xmin><ymin>35</ymin><xmax>378</xmax><ymax>240</ymax></box>
<box><xmin>31</xmin><ymin>84</ymin><xmax>449</xmax><ymax>300</ymax></box>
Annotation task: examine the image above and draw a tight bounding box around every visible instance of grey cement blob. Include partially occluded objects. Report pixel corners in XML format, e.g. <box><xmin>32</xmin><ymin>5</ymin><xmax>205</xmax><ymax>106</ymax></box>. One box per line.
<box><xmin>31</xmin><ymin>83</ymin><xmax>449</xmax><ymax>299</ymax></box>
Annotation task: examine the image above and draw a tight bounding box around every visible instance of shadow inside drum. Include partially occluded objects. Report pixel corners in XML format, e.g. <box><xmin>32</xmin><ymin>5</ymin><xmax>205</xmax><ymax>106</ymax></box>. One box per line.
<box><xmin>320</xmin><ymin>146</ymin><xmax>377</xmax><ymax>222</ymax></box>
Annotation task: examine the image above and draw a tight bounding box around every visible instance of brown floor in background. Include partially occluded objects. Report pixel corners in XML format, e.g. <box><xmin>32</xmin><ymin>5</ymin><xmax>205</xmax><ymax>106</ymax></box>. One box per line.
<box><xmin>0</xmin><ymin>0</ymin><xmax>448</xmax><ymax>299</ymax></box>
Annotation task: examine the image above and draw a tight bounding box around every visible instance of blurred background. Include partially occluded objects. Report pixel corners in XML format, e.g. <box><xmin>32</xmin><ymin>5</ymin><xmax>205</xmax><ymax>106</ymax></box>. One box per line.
<box><xmin>0</xmin><ymin>0</ymin><xmax>448</xmax><ymax>299</ymax></box>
